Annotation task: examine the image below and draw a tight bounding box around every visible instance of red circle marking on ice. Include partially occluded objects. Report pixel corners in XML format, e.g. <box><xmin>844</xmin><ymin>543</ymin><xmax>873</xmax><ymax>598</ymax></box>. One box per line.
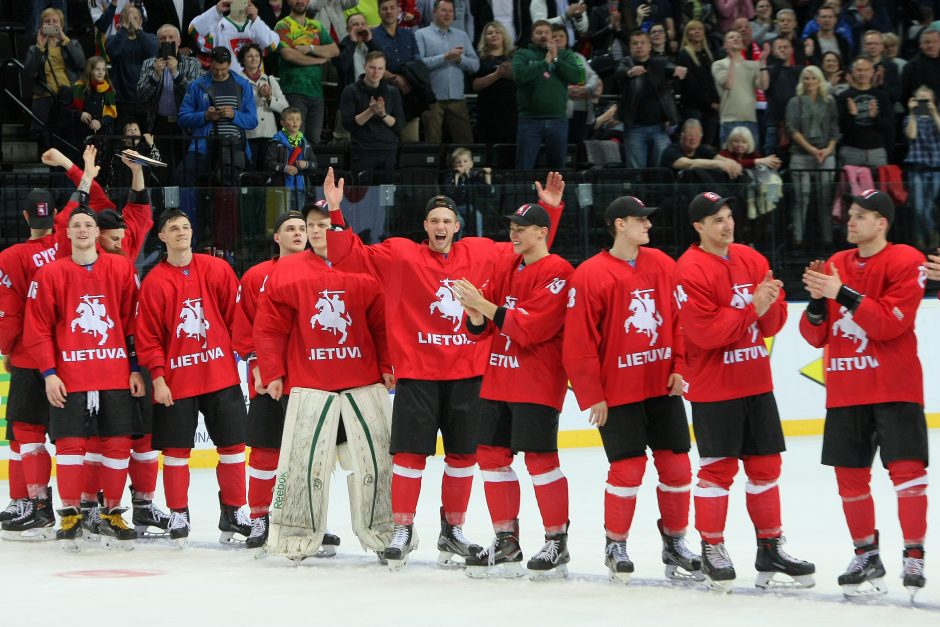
<box><xmin>55</xmin><ymin>570</ymin><xmax>165</xmax><ymax>579</ymax></box>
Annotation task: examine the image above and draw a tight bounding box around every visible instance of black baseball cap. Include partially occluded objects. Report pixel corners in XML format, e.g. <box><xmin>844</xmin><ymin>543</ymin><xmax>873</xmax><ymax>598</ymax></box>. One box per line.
<box><xmin>302</xmin><ymin>199</ymin><xmax>329</xmax><ymax>219</ymax></box>
<box><xmin>605</xmin><ymin>196</ymin><xmax>658</xmax><ymax>225</ymax></box>
<box><xmin>24</xmin><ymin>188</ymin><xmax>55</xmax><ymax>229</ymax></box>
<box><xmin>96</xmin><ymin>209</ymin><xmax>126</xmax><ymax>231</ymax></box>
<box><xmin>210</xmin><ymin>46</ymin><xmax>232</xmax><ymax>64</ymax></box>
<box><xmin>689</xmin><ymin>192</ymin><xmax>733</xmax><ymax>223</ymax></box>
<box><xmin>425</xmin><ymin>195</ymin><xmax>457</xmax><ymax>216</ymax></box>
<box><xmin>157</xmin><ymin>209</ymin><xmax>190</xmax><ymax>231</ymax></box>
<box><xmin>504</xmin><ymin>203</ymin><xmax>550</xmax><ymax>228</ymax></box>
<box><xmin>849</xmin><ymin>189</ymin><xmax>895</xmax><ymax>223</ymax></box>
<box><xmin>68</xmin><ymin>205</ymin><xmax>97</xmax><ymax>224</ymax></box>
<box><xmin>273</xmin><ymin>210</ymin><xmax>305</xmax><ymax>232</ymax></box>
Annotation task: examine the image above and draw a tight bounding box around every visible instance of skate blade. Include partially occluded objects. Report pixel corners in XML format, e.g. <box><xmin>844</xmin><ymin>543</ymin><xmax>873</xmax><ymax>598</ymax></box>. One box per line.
<box><xmin>2</xmin><ymin>527</ymin><xmax>56</xmax><ymax>542</ymax></box>
<box><xmin>466</xmin><ymin>562</ymin><xmax>525</xmax><ymax>579</ymax></box>
<box><xmin>437</xmin><ymin>550</ymin><xmax>468</xmax><ymax>568</ymax></box>
<box><xmin>608</xmin><ymin>569</ymin><xmax>632</xmax><ymax>585</ymax></box>
<box><xmin>529</xmin><ymin>564</ymin><xmax>569</xmax><ymax>581</ymax></box>
<box><xmin>704</xmin><ymin>576</ymin><xmax>735</xmax><ymax>593</ymax></box>
<box><xmin>755</xmin><ymin>572</ymin><xmax>815</xmax><ymax>589</ymax></box>
<box><xmin>906</xmin><ymin>585</ymin><xmax>923</xmax><ymax>603</ymax></box>
<box><xmin>60</xmin><ymin>539</ymin><xmax>82</xmax><ymax>553</ymax></box>
<box><xmin>219</xmin><ymin>531</ymin><xmax>248</xmax><ymax>546</ymax></box>
<box><xmin>101</xmin><ymin>536</ymin><xmax>136</xmax><ymax>551</ymax></box>
<box><xmin>376</xmin><ymin>551</ymin><xmax>388</xmax><ymax>566</ymax></box>
<box><xmin>841</xmin><ymin>578</ymin><xmax>888</xmax><ymax>598</ymax></box>
<box><xmin>253</xmin><ymin>546</ymin><xmax>270</xmax><ymax>560</ymax></box>
<box><xmin>313</xmin><ymin>545</ymin><xmax>337</xmax><ymax>558</ymax></box>
<box><xmin>172</xmin><ymin>537</ymin><xmax>189</xmax><ymax>549</ymax></box>
<box><xmin>135</xmin><ymin>525</ymin><xmax>170</xmax><ymax>539</ymax></box>
<box><xmin>665</xmin><ymin>564</ymin><xmax>705</xmax><ymax>582</ymax></box>
<box><xmin>386</xmin><ymin>556</ymin><xmax>409</xmax><ymax>572</ymax></box>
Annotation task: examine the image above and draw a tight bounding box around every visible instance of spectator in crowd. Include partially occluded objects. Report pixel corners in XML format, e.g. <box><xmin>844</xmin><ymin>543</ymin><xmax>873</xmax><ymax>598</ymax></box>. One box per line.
<box><xmin>764</xmin><ymin>36</ymin><xmax>802</xmax><ymax>156</ymax></box>
<box><xmin>633</xmin><ymin>0</ymin><xmax>675</xmax><ymax>46</ymax></box>
<box><xmin>237</xmin><ymin>42</ymin><xmax>290</xmax><ymax>167</ymax></box>
<box><xmin>275</xmin><ymin>0</ymin><xmax>339</xmax><ymax>144</ymax></box>
<box><xmin>750</xmin><ymin>0</ymin><xmax>774</xmax><ymax>44</ymax></box>
<box><xmin>712</xmin><ymin>29</ymin><xmax>768</xmax><ymax>145</ymax></box>
<box><xmin>265</xmin><ymin>107</ymin><xmax>317</xmax><ymax>211</ymax></box>
<box><xmin>137</xmin><ymin>24</ymin><xmax>203</xmax><ymax>180</ymax></box>
<box><xmin>191</xmin><ymin>0</ymin><xmax>282</xmax><ymax>74</ymax></box>
<box><xmin>591</xmin><ymin>101</ymin><xmax>623</xmax><ymax>143</ymax></box>
<box><xmin>69</xmin><ymin>56</ymin><xmax>118</xmax><ymax>144</ymax></box>
<box><xmin>256</xmin><ymin>0</ymin><xmax>292</xmax><ymax>29</ymax></box>
<box><xmin>553</xmin><ymin>23</ymin><xmax>601</xmax><ymax>144</ymax></box>
<box><xmin>882</xmin><ymin>31</ymin><xmax>906</xmax><ymax>74</ymax></box>
<box><xmin>719</xmin><ymin>124</ymin><xmax>781</xmax><ymax>168</ymax></box>
<box><xmin>904</xmin><ymin>86</ymin><xmax>940</xmax><ymax>249</ymax></box>
<box><xmin>308</xmin><ymin>0</ymin><xmax>362</xmax><ymax>43</ymax></box>
<box><xmin>732</xmin><ymin>16</ymin><xmax>767</xmax><ymax>146</ymax></box>
<box><xmin>472</xmin><ymin>21</ymin><xmax>517</xmax><ymax>144</ymax></box>
<box><xmin>806</xmin><ymin>3</ymin><xmax>852</xmax><ymax>66</ymax></box>
<box><xmin>719</xmin><ymin>125</ymin><xmax>782</xmax><ymax>242</ymax></box>
<box><xmin>143</xmin><ymin>0</ymin><xmax>203</xmax><ymax>53</ymax></box>
<box><xmin>766</xmin><ymin>8</ymin><xmax>809</xmax><ymax>66</ymax></box>
<box><xmin>109</xmin><ymin>117</ymin><xmax>162</xmax><ymax>189</ymax></box>
<box><xmin>513</xmin><ymin>19</ymin><xmax>582</xmax><ymax>169</ymax></box>
<box><xmin>340</xmin><ymin>51</ymin><xmax>404</xmax><ymax>175</ymax></box>
<box><xmin>337</xmin><ymin>12</ymin><xmax>381</xmax><ymax>92</ymax></box>
<box><xmin>677</xmin><ymin>19</ymin><xmax>721</xmax><ymax>148</ymax></box>
<box><xmin>372</xmin><ymin>0</ymin><xmax>422</xmax><ymax>142</ymax></box>
<box><xmin>715</xmin><ymin>0</ymin><xmax>753</xmax><ymax>34</ymax></box>
<box><xmin>469</xmin><ymin>0</ymin><xmax>531</xmax><ymax>46</ymax></box>
<box><xmin>530</xmin><ymin>0</ymin><xmax>589</xmax><ymax>45</ymax></box>
<box><xmin>802</xmin><ymin>0</ymin><xmax>855</xmax><ymax>47</ymax></box>
<box><xmin>902</xmin><ymin>27</ymin><xmax>940</xmax><ymax>103</ymax></box>
<box><xmin>843</xmin><ymin>0</ymin><xmax>890</xmax><ymax>46</ymax></box>
<box><xmin>584</xmin><ymin>0</ymin><xmax>634</xmax><ymax>91</ymax></box>
<box><xmin>649</xmin><ymin>22</ymin><xmax>674</xmax><ymax>58</ymax></box>
<box><xmin>615</xmin><ymin>29</ymin><xmax>686</xmax><ymax>168</ymax></box>
<box><xmin>106</xmin><ymin>4</ymin><xmax>158</xmax><ymax>131</ymax></box>
<box><xmin>418</xmin><ymin>0</ymin><xmax>474</xmax><ymax>34</ymax></box>
<box><xmin>679</xmin><ymin>0</ymin><xmax>718</xmax><ymax>37</ymax></box>
<box><xmin>660</xmin><ymin>117</ymin><xmax>742</xmax><ymax>181</ymax></box>
<box><xmin>25</xmin><ymin>0</ymin><xmax>67</xmax><ymax>37</ymax></box>
<box><xmin>416</xmin><ymin>0</ymin><xmax>479</xmax><ymax>144</ymax></box>
<box><xmin>862</xmin><ymin>29</ymin><xmax>900</xmax><ymax>104</ymax></box>
<box><xmin>837</xmin><ymin>56</ymin><xmax>893</xmax><ymax>166</ymax></box>
<box><xmin>786</xmin><ymin>64</ymin><xmax>838</xmax><ymax>248</ymax></box>
<box><xmin>22</xmin><ymin>7</ymin><xmax>85</xmax><ymax>152</ymax></box>
<box><xmin>90</xmin><ymin>0</ymin><xmax>146</xmax><ymax>59</ymax></box>
<box><xmin>444</xmin><ymin>146</ymin><xmax>492</xmax><ymax>236</ymax></box>
<box><xmin>821</xmin><ymin>50</ymin><xmax>850</xmax><ymax>96</ymax></box>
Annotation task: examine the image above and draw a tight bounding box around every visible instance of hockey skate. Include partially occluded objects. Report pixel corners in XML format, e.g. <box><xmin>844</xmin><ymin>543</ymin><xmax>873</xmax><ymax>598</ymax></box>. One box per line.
<box><xmin>838</xmin><ymin>535</ymin><xmax>887</xmax><ymax>598</ymax></box>
<box><xmin>80</xmin><ymin>499</ymin><xmax>102</xmax><ymax>543</ymax></box>
<box><xmin>0</xmin><ymin>498</ymin><xmax>28</xmax><ymax>524</ymax></box>
<box><xmin>902</xmin><ymin>546</ymin><xmax>926</xmax><ymax>601</ymax></box>
<box><xmin>466</xmin><ymin>521</ymin><xmax>524</xmax><ymax>579</ymax></box>
<box><xmin>246</xmin><ymin>515</ymin><xmax>269</xmax><ymax>551</ymax></box>
<box><xmin>437</xmin><ymin>507</ymin><xmax>482</xmax><ymax>567</ymax></box>
<box><xmin>315</xmin><ymin>531</ymin><xmax>341</xmax><ymax>558</ymax></box>
<box><xmin>527</xmin><ymin>525</ymin><xmax>571</xmax><ymax>580</ymax></box>
<box><xmin>383</xmin><ymin>524</ymin><xmax>418</xmax><ymax>571</ymax></box>
<box><xmin>701</xmin><ymin>540</ymin><xmax>736</xmax><ymax>592</ymax></box>
<box><xmin>168</xmin><ymin>508</ymin><xmax>191</xmax><ymax>548</ymax></box>
<box><xmin>604</xmin><ymin>537</ymin><xmax>634</xmax><ymax>584</ymax></box>
<box><xmin>218</xmin><ymin>493</ymin><xmax>251</xmax><ymax>545</ymax></box>
<box><xmin>56</xmin><ymin>507</ymin><xmax>84</xmax><ymax>552</ymax></box>
<box><xmin>754</xmin><ymin>536</ymin><xmax>815</xmax><ymax>589</ymax></box>
<box><xmin>98</xmin><ymin>507</ymin><xmax>138</xmax><ymax>550</ymax></box>
<box><xmin>658</xmin><ymin>520</ymin><xmax>704</xmax><ymax>582</ymax></box>
<box><xmin>131</xmin><ymin>490</ymin><xmax>170</xmax><ymax>538</ymax></box>
<box><xmin>2</xmin><ymin>496</ymin><xmax>56</xmax><ymax>541</ymax></box>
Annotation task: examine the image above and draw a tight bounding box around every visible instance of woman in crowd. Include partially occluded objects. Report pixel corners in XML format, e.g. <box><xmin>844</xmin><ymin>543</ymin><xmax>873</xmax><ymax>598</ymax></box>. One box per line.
<box><xmin>237</xmin><ymin>42</ymin><xmax>289</xmax><ymax>169</ymax></box>
<box><xmin>750</xmin><ymin>0</ymin><xmax>775</xmax><ymax>44</ymax></box>
<box><xmin>649</xmin><ymin>22</ymin><xmax>675</xmax><ymax>58</ymax></box>
<box><xmin>719</xmin><ymin>125</ymin><xmax>782</xmax><ymax>244</ymax></box>
<box><xmin>585</xmin><ymin>0</ymin><xmax>635</xmax><ymax>92</ymax></box>
<box><xmin>472</xmin><ymin>21</ymin><xmax>517</xmax><ymax>144</ymax></box>
<box><xmin>785</xmin><ymin>64</ymin><xmax>839</xmax><ymax>249</ymax></box>
<box><xmin>821</xmin><ymin>51</ymin><xmax>850</xmax><ymax>96</ymax></box>
<box><xmin>904</xmin><ymin>86</ymin><xmax>940</xmax><ymax>249</ymax></box>
<box><xmin>677</xmin><ymin>20</ymin><xmax>720</xmax><ymax>147</ymax></box>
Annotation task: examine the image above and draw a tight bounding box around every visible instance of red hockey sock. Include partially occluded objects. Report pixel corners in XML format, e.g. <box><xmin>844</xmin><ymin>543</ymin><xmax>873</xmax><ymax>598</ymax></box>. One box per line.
<box><xmin>888</xmin><ymin>460</ymin><xmax>928</xmax><ymax>545</ymax></box>
<box><xmin>743</xmin><ymin>454</ymin><xmax>782</xmax><ymax>538</ymax></box>
<box><xmin>835</xmin><ymin>466</ymin><xmax>876</xmax><ymax>544</ymax></box>
<box><xmin>652</xmin><ymin>449</ymin><xmax>692</xmax><ymax>535</ymax></box>
<box><xmin>248</xmin><ymin>447</ymin><xmax>280</xmax><ymax>518</ymax></box>
<box><xmin>216</xmin><ymin>444</ymin><xmax>246</xmax><ymax>507</ymax></box>
<box><xmin>99</xmin><ymin>436</ymin><xmax>132</xmax><ymax>510</ymax></box>
<box><xmin>441</xmin><ymin>452</ymin><xmax>475</xmax><ymax>525</ymax></box>
<box><xmin>694</xmin><ymin>457</ymin><xmax>737</xmax><ymax>544</ymax></box>
<box><xmin>16</xmin><ymin>423</ymin><xmax>51</xmax><ymax>499</ymax></box>
<box><xmin>55</xmin><ymin>437</ymin><xmax>87</xmax><ymax>508</ymax></box>
<box><xmin>162</xmin><ymin>448</ymin><xmax>191</xmax><ymax>511</ymax></box>
<box><xmin>129</xmin><ymin>434</ymin><xmax>160</xmax><ymax>500</ymax></box>
<box><xmin>604</xmin><ymin>456</ymin><xmax>646</xmax><ymax>540</ymax></box>
<box><xmin>7</xmin><ymin>441</ymin><xmax>26</xmax><ymax>500</ymax></box>
<box><xmin>391</xmin><ymin>453</ymin><xmax>426</xmax><ymax>525</ymax></box>
<box><xmin>479</xmin><ymin>445</ymin><xmax>520</xmax><ymax>531</ymax></box>
<box><xmin>525</xmin><ymin>452</ymin><xmax>568</xmax><ymax>534</ymax></box>
<box><xmin>81</xmin><ymin>437</ymin><xmax>103</xmax><ymax>502</ymax></box>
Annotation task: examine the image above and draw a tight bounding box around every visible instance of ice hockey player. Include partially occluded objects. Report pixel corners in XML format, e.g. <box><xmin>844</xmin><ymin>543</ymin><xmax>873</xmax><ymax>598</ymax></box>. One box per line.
<box><xmin>563</xmin><ymin>196</ymin><xmax>701</xmax><ymax>584</ymax></box>
<box><xmin>801</xmin><ymin>190</ymin><xmax>928</xmax><ymax>599</ymax></box>
<box><xmin>675</xmin><ymin>192</ymin><xmax>815</xmax><ymax>592</ymax></box>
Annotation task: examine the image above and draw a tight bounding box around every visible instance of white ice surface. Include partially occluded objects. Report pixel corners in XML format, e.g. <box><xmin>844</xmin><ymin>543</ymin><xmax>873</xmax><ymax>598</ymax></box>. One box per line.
<box><xmin>2</xmin><ymin>433</ymin><xmax>939</xmax><ymax>627</ymax></box>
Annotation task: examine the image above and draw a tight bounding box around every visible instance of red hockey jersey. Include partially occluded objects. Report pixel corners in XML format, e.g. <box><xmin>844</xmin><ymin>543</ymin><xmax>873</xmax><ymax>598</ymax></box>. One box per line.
<box><xmin>473</xmin><ymin>253</ymin><xmax>573</xmax><ymax>411</ymax></box>
<box><xmin>326</xmin><ymin>202</ymin><xmax>563</xmax><ymax>381</ymax></box>
<box><xmin>253</xmin><ymin>251</ymin><xmax>390</xmax><ymax>394</ymax></box>
<box><xmin>136</xmin><ymin>254</ymin><xmax>240</xmax><ymax>399</ymax></box>
<box><xmin>0</xmin><ymin>234</ymin><xmax>59</xmax><ymax>369</ymax></box>
<box><xmin>23</xmin><ymin>253</ymin><xmax>137</xmax><ymax>392</ymax></box>
<box><xmin>564</xmin><ymin>248</ymin><xmax>686</xmax><ymax>410</ymax></box>
<box><xmin>799</xmin><ymin>244</ymin><xmax>925</xmax><ymax>408</ymax></box>
<box><xmin>232</xmin><ymin>258</ymin><xmax>277</xmax><ymax>400</ymax></box>
<box><xmin>675</xmin><ymin>243</ymin><xmax>786</xmax><ymax>403</ymax></box>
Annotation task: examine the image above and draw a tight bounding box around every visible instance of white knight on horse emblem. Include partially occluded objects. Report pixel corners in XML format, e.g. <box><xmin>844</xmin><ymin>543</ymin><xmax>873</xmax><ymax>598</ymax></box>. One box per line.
<box><xmin>70</xmin><ymin>294</ymin><xmax>114</xmax><ymax>346</ymax></box>
<box><xmin>429</xmin><ymin>279</ymin><xmax>464</xmax><ymax>332</ymax></box>
<box><xmin>311</xmin><ymin>290</ymin><xmax>353</xmax><ymax>344</ymax></box>
<box><xmin>832</xmin><ymin>306</ymin><xmax>869</xmax><ymax>353</ymax></box>
<box><xmin>176</xmin><ymin>298</ymin><xmax>211</xmax><ymax>349</ymax></box>
<box><xmin>624</xmin><ymin>289</ymin><xmax>663</xmax><ymax>346</ymax></box>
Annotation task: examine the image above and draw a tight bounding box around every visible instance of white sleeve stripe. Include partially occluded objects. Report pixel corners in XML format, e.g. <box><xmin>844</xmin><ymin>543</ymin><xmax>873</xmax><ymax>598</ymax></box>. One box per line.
<box><xmin>100</xmin><ymin>457</ymin><xmax>130</xmax><ymax>470</ymax></box>
<box><xmin>657</xmin><ymin>483</ymin><xmax>692</xmax><ymax>493</ymax></box>
<box><xmin>531</xmin><ymin>467</ymin><xmax>565</xmax><ymax>486</ymax></box>
<box><xmin>481</xmin><ymin>469</ymin><xmax>518</xmax><ymax>483</ymax></box>
<box><xmin>693</xmin><ymin>485</ymin><xmax>730</xmax><ymax>498</ymax></box>
<box><xmin>130</xmin><ymin>450</ymin><xmax>160</xmax><ymax>462</ymax></box>
<box><xmin>218</xmin><ymin>453</ymin><xmax>246</xmax><ymax>464</ymax></box>
<box><xmin>21</xmin><ymin>443</ymin><xmax>46</xmax><ymax>455</ymax></box>
<box><xmin>56</xmin><ymin>455</ymin><xmax>85</xmax><ymax>466</ymax></box>
<box><xmin>744</xmin><ymin>481</ymin><xmax>778</xmax><ymax>495</ymax></box>
<box><xmin>248</xmin><ymin>467</ymin><xmax>277</xmax><ymax>480</ymax></box>
<box><xmin>392</xmin><ymin>464</ymin><xmax>423</xmax><ymax>479</ymax></box>
<box><xmin>8</xmin><ymin>452</ymin><xmax>22</xmax><ymax>461</ymax></box>
<box><xmin>443</xmin><ymin>464</ymin><xmax>476</xmax><ymax>478</ymax></box>
<box><xmin>163</xmin><ymin>456</ymin><xmax>190</xmax><ymax>467</ymax></box>
<box><xmin>83</xmin><ymin>453</ymin><xmax>104</xmax><ymax>464</ymax></box>
<box><xmin>894</xmin><ymin>475</ymin><xmax>928</xmax><ymax>492</ymax></box>
<box><xmin>606</xmin><ymin>484</ymin><xmax>640</xmax><ymax>498</ymax></box>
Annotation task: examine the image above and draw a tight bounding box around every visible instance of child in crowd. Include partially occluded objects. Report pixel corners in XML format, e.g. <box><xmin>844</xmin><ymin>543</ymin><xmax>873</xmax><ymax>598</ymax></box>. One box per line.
<box><xmin>444</xmin><ymin>146</ymin><xmax>492</xmax><ymax>238</ymax></box>
<box><xmin>265</xmin><ymin>106</ymin><xmax>316</xmax><ymax>213</ymax></box>
<box><xmin>70</xmin><ymin>55</ymin><xmax>117</xmax><ymax>141</ymax></box>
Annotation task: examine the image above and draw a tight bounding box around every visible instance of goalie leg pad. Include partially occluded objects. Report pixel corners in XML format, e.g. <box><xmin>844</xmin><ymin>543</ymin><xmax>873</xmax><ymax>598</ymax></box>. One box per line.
<box><xmin>340</xmin><ymin>384</ymin><xmax>395</xmax><ymax>553</ymax></box>
<box><xmin>268</xmin><ymin>388</ymin><xmax>341</xmax><ymax>560</ymax></box>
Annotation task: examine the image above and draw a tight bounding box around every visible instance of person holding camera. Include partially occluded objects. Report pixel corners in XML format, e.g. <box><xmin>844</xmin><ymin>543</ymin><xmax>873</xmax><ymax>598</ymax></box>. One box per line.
<box><xmin>337</xmin><ymin>12</ymin><xmax>383</xmax><ymax>92</ymax></box>
<box><xmin>904</xmin><ymin>86</ymin><xmax>940</xmax><ymax>249</ymax></box>
<box><xmin>90</xmin><ymin>0</ymin><xmax>147</xmax><ymax>58</ymax></box>
<box><xmin>106</xmin><ymin>4</ymin><xmax>158</xmax><ymax>132</ymax></box>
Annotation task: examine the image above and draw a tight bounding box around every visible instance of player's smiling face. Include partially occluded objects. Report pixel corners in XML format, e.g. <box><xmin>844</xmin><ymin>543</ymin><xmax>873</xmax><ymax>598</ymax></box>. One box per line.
<box><xmin>159</xmin><ymin>216</ymin><xmax>192</xmax><ymax>251</ymax></box>
<box><xmin>697</xmin><ymin>206</ymin><xmax>735</xmax><ymax>249</ymax></box>
<box><xmin>509</xmin><ymin>222</ymin><xmax>545</xmax><ymax>256</ymax></box>
<box><xmin>276</xmin><ymin>218</ymin><xmax>308</xmax><ymax>254</ymax></box>
<box><xmin>424</xmin><ymin>207</ymin><xmax>459</xmax><ymax>254</ymax></box>
<box><xmin>67</xmin><ymin>215</ymin><xmax>99</xmax><ymax>251</ymax></box>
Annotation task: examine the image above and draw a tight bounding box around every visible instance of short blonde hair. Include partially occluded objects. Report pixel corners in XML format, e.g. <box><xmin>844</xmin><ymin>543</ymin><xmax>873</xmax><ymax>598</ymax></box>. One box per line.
<box><xmin>451</xmin><ymin>146</ymin><xmax>472</xmax><ymax>164</ymax></box>
<box><xmin>796</xmin><ymin>64</ymin><xmax>830</xmax><ymax>99</ymax></box>
<box><xmin>724</xmin><ymin>126</ymin><xmax>755</xmax><ymax>153</ymax></box>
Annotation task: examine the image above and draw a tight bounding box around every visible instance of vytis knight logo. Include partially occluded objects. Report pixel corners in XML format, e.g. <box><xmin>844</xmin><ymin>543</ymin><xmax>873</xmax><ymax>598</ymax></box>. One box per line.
<box><xmin>311</xmin><ymin>289</ymin><xmax>353</xmax><ymax>344</ymax></box>
<box><xmin>176</xmin><ymin>298</ymin><xmax>211</xmax><ymax>348</ymax></box>
<box><xmin>624</xmin><ymin>289</ymin><xmax>663</xmax><ymax>346</ymax></box>
<box><xmin>730</xmin><ymin>283</ymin><xmax>759</xmax><ymax>343</ymax></box>
<box><xmin>429</xmin><ymin>279</ymin><xmax>463</xmax><ymax>332</ymax></box>
<box><xmin>832</xmin><ymin>306</ymin><xmax>868</xmax><ymax>353</ymax></box>
<box><xmin>71</xmin><ymin>294</ymin><xmax>114</xmax><ymax>346</ymax></box>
